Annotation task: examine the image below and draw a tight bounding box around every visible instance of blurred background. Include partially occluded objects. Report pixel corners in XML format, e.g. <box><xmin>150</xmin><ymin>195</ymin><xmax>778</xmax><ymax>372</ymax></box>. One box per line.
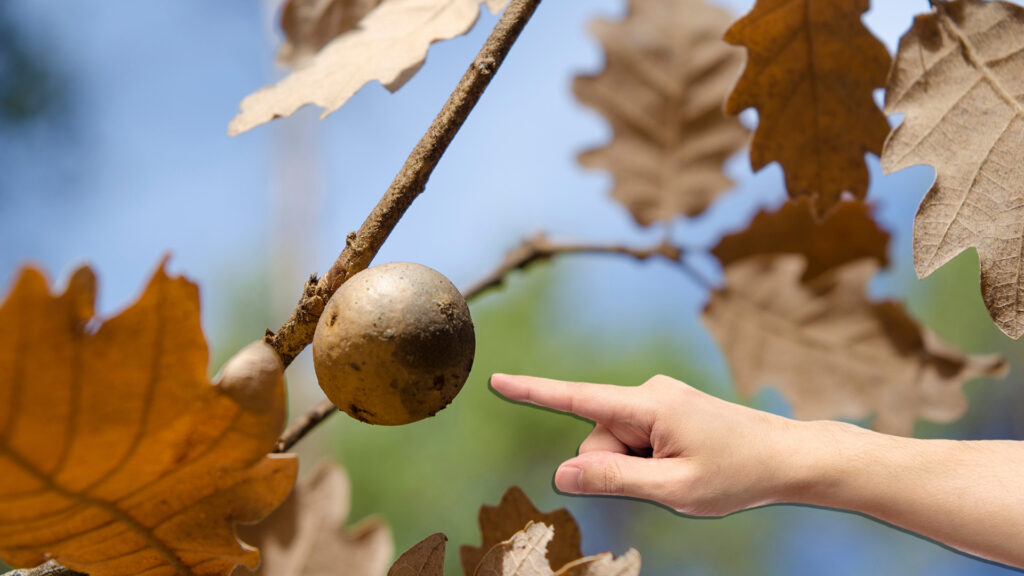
<box><xmin>1</xmin><ymin>0</ymin><xmax>1022</xmax><ymax>573</ymax></box>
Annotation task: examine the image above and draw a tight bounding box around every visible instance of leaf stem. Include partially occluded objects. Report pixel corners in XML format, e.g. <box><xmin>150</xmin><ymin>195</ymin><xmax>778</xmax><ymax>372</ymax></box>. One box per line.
<box><xmin>266</xmin><ymin>0</ymin><xmax>545</xmax><ymax>367</ymax></box>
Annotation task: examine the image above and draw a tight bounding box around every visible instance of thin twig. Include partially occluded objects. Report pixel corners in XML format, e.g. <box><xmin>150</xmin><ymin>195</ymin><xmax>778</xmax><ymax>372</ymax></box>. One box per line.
<box><xmin>273</xmin><ymin>233</ymin><xmax>717</xmax><ymax>453</ymax></box>
<box><xmin>274</xmin><ymin>398</ymin><xmax>336</xmax><ymax>453</ymax></box>
<box><xmin>266</xmin><ymin>0</ymin><xmax>544</xmax><ymax>367</ymax></box>
<box><xmin>462</xmin><ymin>232</ymin><xmax>715</xmax><ymax>299</ymax></box>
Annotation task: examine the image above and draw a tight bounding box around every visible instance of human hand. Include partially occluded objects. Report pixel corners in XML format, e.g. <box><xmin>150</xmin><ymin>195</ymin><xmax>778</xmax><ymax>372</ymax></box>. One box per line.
<box><xmin>490</xmin><ymin>373</ymin><xmax>821</xmax><ymax>517</ymax></box>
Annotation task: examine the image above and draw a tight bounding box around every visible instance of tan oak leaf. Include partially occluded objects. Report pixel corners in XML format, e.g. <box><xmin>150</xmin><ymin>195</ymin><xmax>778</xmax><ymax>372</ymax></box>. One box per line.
<box><xmin>460</xmin><ymin>487</ymin><xmax>581</xmax><ymax>576</ymax></box>
<box><xmin>232</xmin><ymin>462</ymin><xmax>393</xmax><ymax>576</ymax></box>
<box><xmin>712</xmin><ymin>197</ymin><xmax>890</xmax><ymax>282</ymax></box>
<box><xmin>703</xmin><ymin>254</ymin><xmax>1006</xmax><ymax>435</ymax></box>
<box><xmin>882</xmin><ymin>0</ymin><xmax>1024</xmax><ymax>339</ymax></box>
<box><xmin>230</xmin><ymin>0</ymin><xmax>509</xmax><ymax>136</ymax></box>
<box><xmin>473</xmin><ymin>523</ymin><xmax>640</xmax><ymax>576</ymax></box>
<box><xmin>725</xmin><ymin>0</ymin><xmax>891</xmax><ymax>216</ymax></box>
<box><xmin>0</xmin><ymin>263</ymin><xmax>297</xmax><ymax>575</ymax></box>
<box><xmin>573</xmin><ymin>0</ymin><xmax>748</xmax><ymax>225</ymax></box>
<box><xmin>278</xmin><ymin>0</ymin><xmax>385</xmax><ymax>67</ymax></box>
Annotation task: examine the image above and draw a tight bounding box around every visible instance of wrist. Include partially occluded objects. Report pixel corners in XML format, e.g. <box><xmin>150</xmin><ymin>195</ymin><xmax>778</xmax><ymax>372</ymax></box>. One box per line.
<box><xmin>770</xmin><ymin>419</ymin><xmax>896</xmax><ymax>507</ymax></box>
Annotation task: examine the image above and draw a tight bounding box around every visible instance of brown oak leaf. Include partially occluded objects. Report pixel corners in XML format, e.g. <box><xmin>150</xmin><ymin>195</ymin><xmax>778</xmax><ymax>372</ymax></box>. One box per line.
<box><xmin>233</xmin><ymin>462</ymin><xmax>393</xmax><ymax>576</ymax></box>
<box><xmin>573</xmin><ymin>0</ymin><xmax>748</xmax><ymax>225</ymax></box>
<box><xmin>0</xmin><ymin>263</ymin><xmax>297</xmax><ymax>575</ymax></box>
<box><xmin>460</xmin><ymin>487</ymin><xmax>581</xmax><ymax>576</ymax></box>
<box><xmin>388</xmin><ymin>534</ymin><xmax>447</xmax><ymax>576</ymax></box>
<box><xmin>278</xmin><ymin>0</ymin><xmax>385</xmax><ymax>67</ymax></box>
<box><xmin>712</xmin><ymin>197</ymin><xmax>890</xmax><ymax>282</ymax></box>
<box><xmin>703</xmin><ymin>254</ymin><xmax>1007</xmax><ymax>435</ymax></box>
<box><xmin>725</xmin><ymin>0</ymin><xmax>891</xmax><ymax>216</ymax></box>
<box><xmin>473</xmin><ymin>523</ymin><xmax>640</xmax><ymax>576</ymax></box>
<box><xmin>882</xmin><ymin>0</ymin><xmax>1024</xmax><ymax>339</ymax></box>
<box><xmin>230</xmin><ymin>0</ymin><xmax>509</xmax><ymax>136</ymax></box>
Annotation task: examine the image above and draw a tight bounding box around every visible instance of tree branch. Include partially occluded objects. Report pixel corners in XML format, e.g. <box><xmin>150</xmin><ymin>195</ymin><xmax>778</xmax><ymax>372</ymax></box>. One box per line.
<box><xmin>266</xmin><ymin>0</ymin><xmax>544</xmax><ymax>367</ymax></box>
<box><xmin>461</xmin><ymin>232</ymin><xmax>715</xmax><ymax>299</ymax></box>
<box><xmin>272</xmin><ymin>233</ymin><xmax>716</xmax><ymax>453</ymax></box>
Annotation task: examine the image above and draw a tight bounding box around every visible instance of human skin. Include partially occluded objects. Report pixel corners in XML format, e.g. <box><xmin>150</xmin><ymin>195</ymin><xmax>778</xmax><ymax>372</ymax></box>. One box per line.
<box><xmin>489</xmin><ymin>373</ymin><xmax>1024</xmax><ymax>568</ymax></box>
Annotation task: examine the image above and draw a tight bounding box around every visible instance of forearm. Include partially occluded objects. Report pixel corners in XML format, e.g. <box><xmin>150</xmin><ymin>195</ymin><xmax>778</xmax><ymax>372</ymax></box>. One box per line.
<box><xmin>781</xmin><ymin>420</ymin><xmax>1024</xmax><ymax>567</ymax></box>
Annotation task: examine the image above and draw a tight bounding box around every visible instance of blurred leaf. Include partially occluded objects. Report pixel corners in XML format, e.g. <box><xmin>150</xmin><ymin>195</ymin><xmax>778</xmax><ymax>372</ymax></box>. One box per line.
<box><xmin>390</xmin><ymin>534</ymin><xmax>447</xmax><ymax>576</ymax></box>
<box><xmin>703</xmin><ymin>254</ymin><xmax>1007</xmax><ymax>435</ymax></box>
<box><xmin>574</xmin><ymin>0</ymin><xmax>748</xmax><ymax>225</ymax></box>
<box><xmin>460</xmin><ymin>487</ymin><xmax>581</xmax><ymax>576</ymax></box>
<box><xmin>230</xmin><ymin>0</ymin><xmax>509</xmax><ymax>135</ymax></box>
<box><xmin>712</xmin><ymin>198</ymin><xmax>889</xmax><ymax>281</ymax></box>
<box><xmin>473</xmin><ymin>523</ymin><xmax>640</xmax><ymax>576</ymax></box>
<box><xmin>278</xmin><ymin>0</ymin><xmax>384</xmax><ymax>67</ymax></box>
<box><xmin>233</xmin><ymin>461</ymin><xmax>393</xmax><ymax>576</ymax></box>
<box><xmin>0</xmin><ymin>263</ymin><xmax>297</xmax><ymax>575</ymax></box>
<box><xmin>725</xmin><ymin>0</ymin><xmax>891</xmax><ymax>216</ymax></box>
<box><xmin>882</xmin><ymin>0</ymin><xmax>1024</xmax><ymax>339</ymax></box>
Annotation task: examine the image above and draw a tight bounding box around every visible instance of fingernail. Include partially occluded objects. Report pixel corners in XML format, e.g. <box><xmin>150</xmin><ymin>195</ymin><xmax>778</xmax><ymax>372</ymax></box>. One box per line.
<box><xmin>555</xmin><ymin>465</ymin><xmax>583</xmax><ymax>494</ymax></box>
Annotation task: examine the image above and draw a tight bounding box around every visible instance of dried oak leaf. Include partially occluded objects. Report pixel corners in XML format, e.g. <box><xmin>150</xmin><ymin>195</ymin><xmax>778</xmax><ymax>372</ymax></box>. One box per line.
<box><xmin>278</xmin><ymin>0</ymin><xmax>385</xmax><ymax>67</ymax></box>
<box><xmin>703</xmin><ymin>254</ymin><xmax>1007</xmax><ymax>435</ymax></box>
<box><xmin>232</xmin><ymin>462</ymin><xmax>393</xmax><ymax>576</ymax></box>
<box><xmin>230</xmin><ymin>0</ymin><xmax>509</xmax><ymax>136</ymax></box>
<box><xmin>473</xmin><ymin>523</ymin><xmax>640</xmax><ymax>576</ymax></box>
<box><xmin>460</xmin><ymin>487</ymin><xmax>581</xmax><ymax>576</ymax></box>
<box><xmin>388</xmin><ymin>534</ymin><xmax>446</xmax><ymax>576</ymax></box>
<box><xmin>725</xmin><ymin>0</ymin><xmax>891</xmax><ymax>216</ymax></box>
<box><xmin>882</xmin><ymin>0</ymin><xmax>1024</xmax><ymax>339</ymax></box>
<box><xmin>712</xmin><ymin>197</ymin><xmax>889</xmax><ymax>282</ymax></box>
<box><xmin>573</xmin><ymin>0</ymin><xmax>748</xmax><ymax>225</ymax></box>
<box><xmin>0</xmin><ymin>263</ymin><xmax>298</xmax><ymax>575</ymax></box>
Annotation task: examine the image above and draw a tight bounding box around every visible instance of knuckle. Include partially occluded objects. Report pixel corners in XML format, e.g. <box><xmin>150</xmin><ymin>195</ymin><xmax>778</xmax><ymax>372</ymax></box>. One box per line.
<box><xmin>602</xmin><ymin>459</ymin><xmax>625</xmax><ymax>495</ymax></box>
<box><xmin>642</xmin><ymin>374</ymin><xmax>670</xmax><ymax>389</ymax></box>
<box><xmin>641</xmin><ymin>374</ymin><xmax>684</xmax><ymax>394</ymax></box>
<box><xmin>584</xmin><ymin>455</ymin><xmax>625</xmax><ymax>495</ymax></box>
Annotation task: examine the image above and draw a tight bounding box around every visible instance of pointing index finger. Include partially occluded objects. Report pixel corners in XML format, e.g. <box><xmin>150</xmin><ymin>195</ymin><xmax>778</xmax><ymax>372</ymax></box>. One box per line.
<box><xmin>489</xmin><ymin>373</ymin><xmax>634</xmax><ymax>423</ymax></box>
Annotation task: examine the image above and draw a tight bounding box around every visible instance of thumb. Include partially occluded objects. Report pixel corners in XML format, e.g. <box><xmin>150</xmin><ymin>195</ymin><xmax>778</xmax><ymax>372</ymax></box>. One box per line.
<box><xmin>554</xmin><ymin>451</ymin><xmax>682</xmax><ymax>502</ymax></box>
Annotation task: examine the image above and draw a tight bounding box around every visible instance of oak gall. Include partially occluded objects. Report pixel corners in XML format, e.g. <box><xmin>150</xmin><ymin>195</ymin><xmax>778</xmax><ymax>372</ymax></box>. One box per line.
<box><xmin>312</xmin><ymin>262</ymin><xmax>475</xmax><ymax>425</ymax></box>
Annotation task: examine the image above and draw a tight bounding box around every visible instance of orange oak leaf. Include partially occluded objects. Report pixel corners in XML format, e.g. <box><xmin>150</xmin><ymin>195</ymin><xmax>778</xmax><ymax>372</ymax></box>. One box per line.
<box><xmin>472</xmin><ymin>523</ymin><xmax>640</xmax><ymax>576</ymax></box>
<box><xmin>0</xmin><ymin>263</ymin><xmax>297</xmax><ymax>576</ymax></box>
<box><xmin>882</xmin><ymin>0</ymin><xmax>1024</xmax><ymax>339</ymax></box>
<box><xmin>703</xmin><ymin>254</ymin><xmax>1007</xmax><ymax>435</ymax></box>
<box><xmin>230</xmin><ymin>0</ymin><xmax>509</xmax><ymax>136</ymax></box>
<box><xmin>712</xmin><ymin>197</ymin><xmax>889</xmax><ymax>282</ymax></box>
<box><xmin>278</xmin><ymin>0</ymin><xmax>385</xmax><ymax>67</ymax></box>
<box><xmin>573</xmin><ymin>0</ymin><xmax>748</xmax><ymax>225</ymax></box>
<box><xmin>724</xmin><ymin>0</ymin><xmax>891</xmax><ymax>216</ymax></box>
<box><xmin>388</xmin><ymin>534</ymin><xmax>446</xmax><ymax>576</ymax></box>
<box><xmin>233</xmin><ymin>462</ymin><xmax>393</xmax><ymax>576</ymax></box>
<box><xmin>459</xmin><ymin>487</ymin><xmax>581</xmax><ymax>576</ymax></box>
